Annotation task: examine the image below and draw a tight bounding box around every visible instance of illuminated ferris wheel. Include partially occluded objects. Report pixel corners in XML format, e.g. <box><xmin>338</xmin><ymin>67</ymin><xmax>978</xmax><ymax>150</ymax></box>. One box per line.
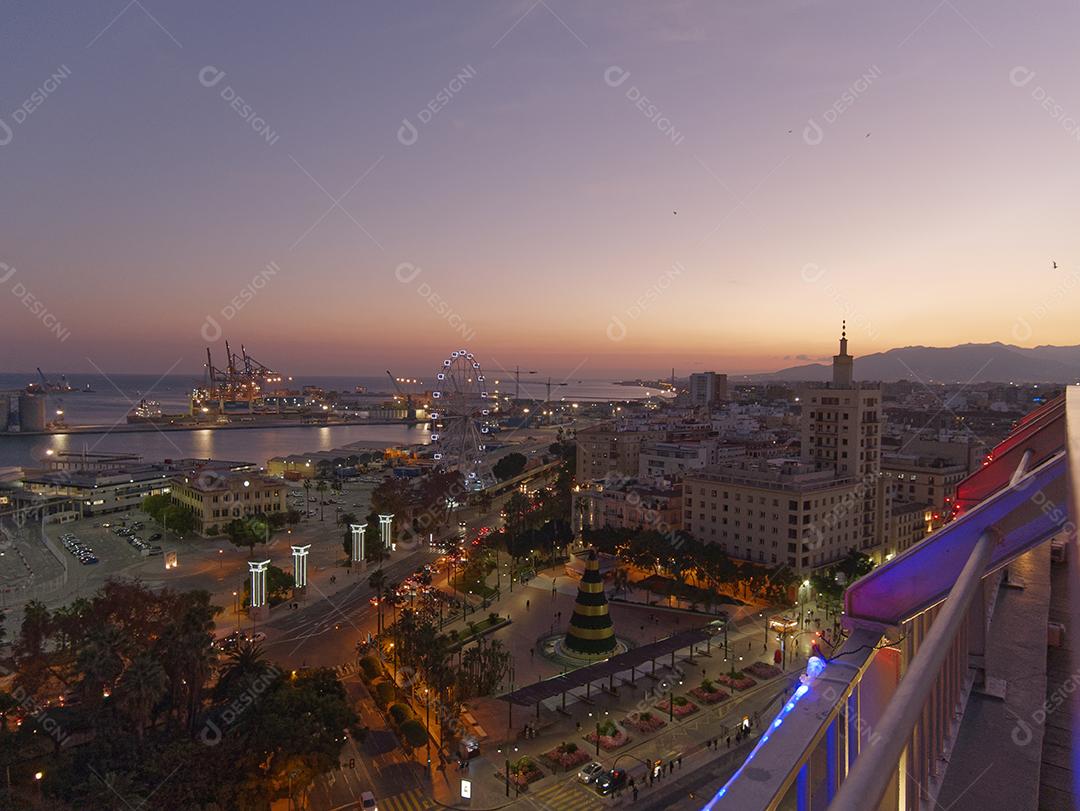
<box><xmin>430</xmin><ymin>350</ymin><xmax>495</xmax><ymax>491</ymax></box>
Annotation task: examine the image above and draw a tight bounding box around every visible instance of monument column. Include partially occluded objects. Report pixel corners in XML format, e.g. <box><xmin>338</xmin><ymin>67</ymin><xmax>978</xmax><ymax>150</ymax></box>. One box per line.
<box><xmin>248</xmin><ymin>559</ymin><xmax>271</xmax><ymax>622</ymax></box>
<box><xmin>291</xmin><ymin>544</ymin><xmax>310</xmax><ymax>598</ymax></box>
<box><xmin>349</xmin><ymin>523</ymin><xmax>368</xmax><ymax>570</ymax></box>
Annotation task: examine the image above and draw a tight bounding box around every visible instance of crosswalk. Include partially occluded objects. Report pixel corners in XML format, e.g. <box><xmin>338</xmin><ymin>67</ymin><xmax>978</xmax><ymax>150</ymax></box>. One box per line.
<box><xmin>528</xmin><ymin>778</ymin><xmax>604</xmax><ymax>810</ymax></box>
<box><xmin>379</xmin><ymin>788</ymin><xmax>433</xmax><ymax>811</ymax></box>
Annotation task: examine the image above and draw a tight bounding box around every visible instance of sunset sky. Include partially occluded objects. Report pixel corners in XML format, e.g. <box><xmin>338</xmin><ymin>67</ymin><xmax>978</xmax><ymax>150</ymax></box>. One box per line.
<box><xmin>2</xmin><ymin>1</ymin><xmax>1079</xmax><ymax>378</ymax></box>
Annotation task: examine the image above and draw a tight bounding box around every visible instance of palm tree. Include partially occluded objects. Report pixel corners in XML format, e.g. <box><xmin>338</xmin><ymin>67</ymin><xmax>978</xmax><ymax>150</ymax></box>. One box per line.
<box><xmin>302</xmin><ymin>478</ymin><xmax>312</xmax><ymax>520</ymax></box>
<box><xmin>76</xmin><ymin>625</ymin><xmax>127</xmax><ymax>710</ymax></box>
<box><xmin>216</xmin><ymin>640</ymin><xmax>270</xmax><ymax>698</ymax></box>
<box><xmin>117</xmin><ymin>654</ymin><xmax>169</xmax><ymax>742</ymax></box>
<box><xmin>613</xmin><ymin>568</ymin><xmax>632</xmax><ymax>599</ymax></box>
<box><xmin>316</xmin><ymin>478</ymin><xmax>329</xmax><ymax>521</ymax></box>
<box><xmin>368</xmin><ymin>569</ymin><xmax>387</xmax><ymax>633</ymax></box>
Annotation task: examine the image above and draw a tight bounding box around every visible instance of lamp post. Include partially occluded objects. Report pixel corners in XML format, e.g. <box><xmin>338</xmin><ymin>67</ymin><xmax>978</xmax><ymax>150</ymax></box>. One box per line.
<box><xmin>425</xmin><ymin>689</ymin><xmax>432</xmax><ymax>767</ymax></box>
<box><xmin>232</xmin><ymin>591</ymin><xmax>239</xmax><ymax>630</ymax></box>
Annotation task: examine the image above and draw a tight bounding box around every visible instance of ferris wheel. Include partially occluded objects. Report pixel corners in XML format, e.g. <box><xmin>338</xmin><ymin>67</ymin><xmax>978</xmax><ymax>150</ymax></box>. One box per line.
<box><xmin>430</xmin><ymin>350</ymin><xmax>495</xmax><ymax>491</ymax></box>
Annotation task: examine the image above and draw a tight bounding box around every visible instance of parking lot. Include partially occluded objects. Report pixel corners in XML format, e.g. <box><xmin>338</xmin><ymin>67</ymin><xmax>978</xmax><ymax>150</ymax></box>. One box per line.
<box><xmin>48</xmin><ymin>509</ymin><xmax>176</xmax><ymax>578</ymax></box>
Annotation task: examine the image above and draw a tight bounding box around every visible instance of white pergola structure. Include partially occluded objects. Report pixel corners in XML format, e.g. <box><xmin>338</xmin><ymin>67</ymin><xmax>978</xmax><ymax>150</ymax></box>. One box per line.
<box><xmin>379</xmin><ymin>513</ymin><xmax>395</xmax><ymax>552</ymax></box>
<box><xmin>291</xmin><ymin>544</ymin><xmax>311</xmax><ymax>588</ymax></box>
<box><xmin>248</xmin><ymin>559</ymin><xmax>271</xmax><ymax>609</ymax></box>
<box><xmin>349</xmin><ymin>523</ymin><xmax>367</xmax><ymax>568</ymax></box>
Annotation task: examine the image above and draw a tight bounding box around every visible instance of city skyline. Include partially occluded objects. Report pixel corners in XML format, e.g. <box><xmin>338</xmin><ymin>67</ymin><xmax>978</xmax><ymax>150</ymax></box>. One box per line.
<box><xmin>3</xmin><ymin>2</ymin><xmax>1080</xmax><ymax>376</ymax></box>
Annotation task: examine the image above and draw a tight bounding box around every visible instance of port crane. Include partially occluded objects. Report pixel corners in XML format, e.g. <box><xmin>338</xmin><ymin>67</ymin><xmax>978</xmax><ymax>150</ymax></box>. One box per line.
<box><xmin>195</xmin><ymin>341</ymin><xmax>286</xmax><ymax>413</ymax></box>
<box><xmin>385</xmin><ymin>371</ymin><xmax>418</xmax><ymax>421</ymax></box>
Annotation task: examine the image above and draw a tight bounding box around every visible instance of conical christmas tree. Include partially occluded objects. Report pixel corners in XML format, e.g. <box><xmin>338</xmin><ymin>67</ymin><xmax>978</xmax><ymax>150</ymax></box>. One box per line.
<box><xmin>564</xmin><ymin>549</ymin><xmax>617</xmax><ymax>658</ymax></box>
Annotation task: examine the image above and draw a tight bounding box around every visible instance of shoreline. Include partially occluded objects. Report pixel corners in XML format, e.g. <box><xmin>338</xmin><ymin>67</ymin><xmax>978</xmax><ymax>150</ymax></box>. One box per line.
<box><xmin>1</xmin><ymin>418</ymin><xmax>431</xmax><ymax>438</ymax></box>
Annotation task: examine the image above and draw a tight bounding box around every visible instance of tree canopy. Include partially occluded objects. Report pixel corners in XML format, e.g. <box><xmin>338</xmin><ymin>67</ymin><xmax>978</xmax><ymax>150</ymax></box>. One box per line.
<box><xmin>0</xmin><ymin>579</ymin><xmax>354</xmax><ymax>808</ymax></box>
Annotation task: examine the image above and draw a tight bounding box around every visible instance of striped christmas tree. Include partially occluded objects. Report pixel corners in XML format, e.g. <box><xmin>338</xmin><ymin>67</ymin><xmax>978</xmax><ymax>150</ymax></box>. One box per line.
<box><xmin>564</xmin><ymin>549</ymin><xmax>617</xmax><ymax>658</ymax></box>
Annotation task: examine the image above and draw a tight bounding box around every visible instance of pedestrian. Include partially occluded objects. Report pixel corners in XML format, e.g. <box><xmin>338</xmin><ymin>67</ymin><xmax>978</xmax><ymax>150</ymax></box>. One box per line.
<box><xmin>726</xmin><ymin>735</ymin><xmax>731</xmax><ymax>749</ymax></box>
<box><xmin>530</xmin><ymin>648</ymin><xmax>535</xmax><ymax>659</ymax></box>
<box><xmin>649</xmin><ymin>773</ymin><xmax>655</xmax><ymax>787</ymax></box>
<box><xmin>633</xmin><ymin>787</ymin><xmax>639</xmax><ymax>801</ymax></box>
<box><xmin>526</xmin><ymin>599</ymin><xmax>530</xmax><ymax>610</ymax></box>
<box><xmin>678</xmin><ymin>755</ymin><xmax>683</xmax><ymax>768</ymax></box>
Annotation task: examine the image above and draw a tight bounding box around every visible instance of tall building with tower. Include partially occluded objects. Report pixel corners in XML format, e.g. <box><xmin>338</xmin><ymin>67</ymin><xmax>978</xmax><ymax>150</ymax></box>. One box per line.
<box><xmin>683</xmin><ymin>325</ymin><xmax>885</xmax><ymax>571</ymax></box>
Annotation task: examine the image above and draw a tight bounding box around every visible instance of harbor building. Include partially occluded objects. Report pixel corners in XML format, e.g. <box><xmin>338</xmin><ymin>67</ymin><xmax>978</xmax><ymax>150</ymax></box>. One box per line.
<box><xmin>170</xmin><ymin>470</ymin><xmax>288</xmax><ymax>536</ymax></box>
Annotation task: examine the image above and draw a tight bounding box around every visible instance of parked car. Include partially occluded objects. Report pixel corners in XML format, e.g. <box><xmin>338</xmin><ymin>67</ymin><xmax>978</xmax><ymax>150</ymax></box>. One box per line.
<box><xmin>595</xmin><ymin>769</ymin><xmax>627</xmax><ymax>796</ymax></box>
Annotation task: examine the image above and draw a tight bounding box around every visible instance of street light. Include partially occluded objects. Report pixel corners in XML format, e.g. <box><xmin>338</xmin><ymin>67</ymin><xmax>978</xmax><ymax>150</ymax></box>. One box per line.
<box><xmin>425</xmin><ymin>688</ymin><xmax>432</xmax><ymax>767</ymax></box>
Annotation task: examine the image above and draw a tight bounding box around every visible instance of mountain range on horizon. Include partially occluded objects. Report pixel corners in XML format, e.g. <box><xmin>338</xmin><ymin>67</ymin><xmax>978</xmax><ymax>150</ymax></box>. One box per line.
<box><xmin>744</xmin><ymin>342</ymin><xmax>1080</xmax><ymax>384</ymax></box>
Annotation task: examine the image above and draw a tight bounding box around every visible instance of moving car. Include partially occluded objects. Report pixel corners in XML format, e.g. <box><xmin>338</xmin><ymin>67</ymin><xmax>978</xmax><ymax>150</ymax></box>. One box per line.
<box><xmin>360</xmin><ymin>791</ymin><xmax>378</xmax><ymax>811</ymax></box>
<box><xmin>577</xmin><ymin>761</ymin><xmax>604</xmax><ymax>784</ymax></box>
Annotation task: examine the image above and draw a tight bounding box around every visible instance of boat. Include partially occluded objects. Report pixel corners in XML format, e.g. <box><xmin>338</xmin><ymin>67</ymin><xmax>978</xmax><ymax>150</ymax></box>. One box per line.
<box><xmin>127</xmin><ymin>399</ymin><xmax>164</xmax><ymax>423</ymax></box>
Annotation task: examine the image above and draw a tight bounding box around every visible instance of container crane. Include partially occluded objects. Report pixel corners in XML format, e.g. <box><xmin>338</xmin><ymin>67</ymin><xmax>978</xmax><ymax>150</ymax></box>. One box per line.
<box><xmin>386</xmin><ymin>371</ymin><xmax>417</xmax><ymax>421</ymax></box>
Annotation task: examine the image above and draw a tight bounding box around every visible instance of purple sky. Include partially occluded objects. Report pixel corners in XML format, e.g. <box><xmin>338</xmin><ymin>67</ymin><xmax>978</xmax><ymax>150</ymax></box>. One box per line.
<box><xmin>1</xmin><ymin>1</ymin><xmax>1079</xmax><ymax>378</ymax></box>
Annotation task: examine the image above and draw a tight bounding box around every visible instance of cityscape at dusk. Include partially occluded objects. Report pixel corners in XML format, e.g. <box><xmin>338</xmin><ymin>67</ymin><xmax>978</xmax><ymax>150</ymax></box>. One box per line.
<box><xmin>3</xmin><ymin>3</ymin><xmax>1080</xmax><ymax>811</ymax></box>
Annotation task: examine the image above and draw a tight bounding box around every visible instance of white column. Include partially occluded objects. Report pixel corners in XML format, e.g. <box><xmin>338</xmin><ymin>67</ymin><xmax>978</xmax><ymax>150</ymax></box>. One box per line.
<box><xmin>291</xmin><ymin>544</ymin><xmax>311</xmax><ymax>588</ymax></box>
<box><xmin>349</xmin><ymin>523</ymin><xmax>367</xmax><ymax>565</ymax></box>
<box><xmin>248</xmin><ymin>559</ymin><xmax>271</xmax><ymax>608</ymax></box>
<box><xmin>379</xmin><ymin>513</ymin><xmax>395</xmax><ymax>552</ymax></box>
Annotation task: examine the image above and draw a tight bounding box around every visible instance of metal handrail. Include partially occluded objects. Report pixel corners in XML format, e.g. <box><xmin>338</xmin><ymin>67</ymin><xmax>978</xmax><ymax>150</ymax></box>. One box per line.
<box><xmin>830</xmin><ymin>529</ymin><xmax>998</xmax><ymax>811</ymax></box>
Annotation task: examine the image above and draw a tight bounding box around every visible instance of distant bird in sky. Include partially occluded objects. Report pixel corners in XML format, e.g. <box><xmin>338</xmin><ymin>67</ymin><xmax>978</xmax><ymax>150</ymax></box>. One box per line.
<box><xmin>865</xmin><ymin>132</ymin><xmax>871</xmax><ymax>138</ymax></box>
<box><xmin>1052</xmin><ymin>260</ymin><xmax>1058</xmax><ymax>269</ymax></box>
<box><xmin>673</xmin><ymin>210</ymin><xmax>677</xmax><ymax>215</ymax></box>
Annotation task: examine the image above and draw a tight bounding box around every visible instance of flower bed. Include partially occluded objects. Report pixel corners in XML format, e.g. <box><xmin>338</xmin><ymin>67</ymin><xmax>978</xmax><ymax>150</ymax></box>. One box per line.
<box><xmin>655</xmin><ymin>695</ymin><xmax>700</xmax><ymax>718</ymax></box>
<box><xmin>689</xmin><ymin>682</ymin><xmax>730</xmax><ymax>705</ymax></box>
<box><xmin>716</xmin><ymin>672</ymin><xmax>757</xmax><ymax>691</ymax></box>
<box><xmin>585</xmin><ymin>720</ymin><xmax>631</xmax><ymax>751</ymax></box>
<box><xmin>541</xmin><ymin>742</ymin><xmax>591</xmax><ymax>772</ymax></box>
<box><xmin>507</xmin><ymin>756</ymin><xmax>545</xmax><ymax>787</ymax></box>
<box><xmin>745</xmin><ymin>661</ymin><xmax>782</xmax><ymax>680</ymax></box>
<box><xmin>622</xmin><ymin>711</ymin><xmax>666</xmax><ymax>734</ymax></box>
